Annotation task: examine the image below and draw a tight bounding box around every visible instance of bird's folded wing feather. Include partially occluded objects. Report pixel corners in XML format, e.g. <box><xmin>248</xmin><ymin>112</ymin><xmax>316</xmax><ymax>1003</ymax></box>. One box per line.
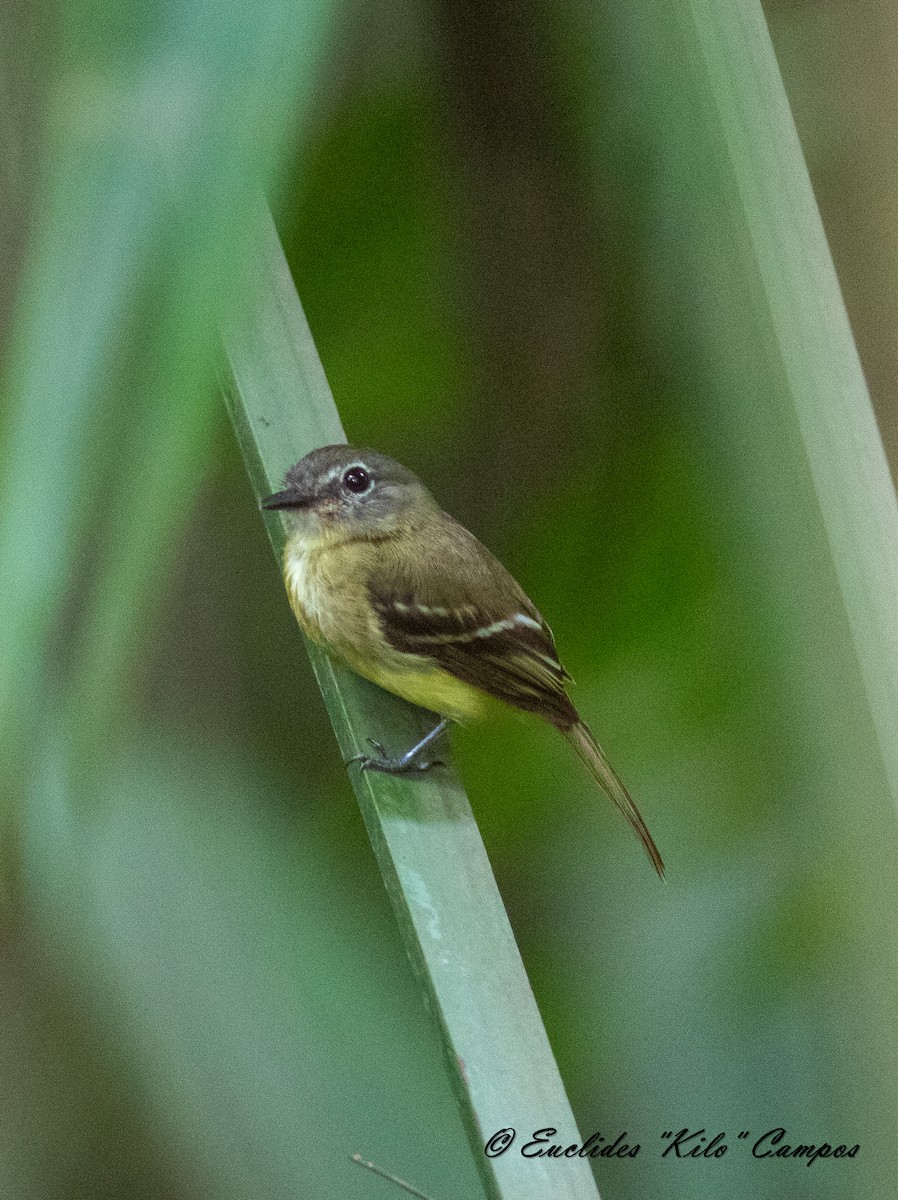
<box><xmin>367</xmin><ymin>516</ymin><xmax>577</xmax><ymax>727</ymax></box>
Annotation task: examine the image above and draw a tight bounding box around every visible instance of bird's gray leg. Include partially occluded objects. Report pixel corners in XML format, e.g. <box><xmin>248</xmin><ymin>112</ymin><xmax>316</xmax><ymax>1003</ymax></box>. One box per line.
<box><xmin>348</xmin><ymin>719</ymin><xmax>450</xmax><ymax>775</ymax></box>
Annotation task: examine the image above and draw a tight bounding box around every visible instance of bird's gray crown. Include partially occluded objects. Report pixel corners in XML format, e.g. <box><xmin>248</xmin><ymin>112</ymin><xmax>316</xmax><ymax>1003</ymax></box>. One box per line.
<box><xmin>261</xmin><ymin>444</ymin><xmax>438</xmax><ymax>528</ymax></box>
<box><xmin>282</xmin><ymin>444</ymin><xmax>422</xmax><ymax>495</ymax></box>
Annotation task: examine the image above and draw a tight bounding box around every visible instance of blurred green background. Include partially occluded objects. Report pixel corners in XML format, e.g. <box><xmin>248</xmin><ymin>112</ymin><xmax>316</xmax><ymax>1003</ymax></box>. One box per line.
<box><xmin>2</xmin><ymin>0</ymin><xmax>898</xmax><ymax>1197</ymax></box>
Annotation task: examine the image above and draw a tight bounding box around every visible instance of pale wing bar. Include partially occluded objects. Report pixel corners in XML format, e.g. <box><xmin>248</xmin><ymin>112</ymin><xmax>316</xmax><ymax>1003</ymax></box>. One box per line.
<box><xmin>370</xmin><ymin>591</ymin><xmax>578</xmax><ymax>727</ymax></box>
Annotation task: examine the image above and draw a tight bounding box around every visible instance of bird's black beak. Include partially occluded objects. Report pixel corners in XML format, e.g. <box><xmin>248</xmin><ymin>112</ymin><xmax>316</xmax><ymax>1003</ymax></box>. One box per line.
<box><xmin>260</xmin><ymin>489</ymin><xmax>311</xmax><ymax>511</ymax></box>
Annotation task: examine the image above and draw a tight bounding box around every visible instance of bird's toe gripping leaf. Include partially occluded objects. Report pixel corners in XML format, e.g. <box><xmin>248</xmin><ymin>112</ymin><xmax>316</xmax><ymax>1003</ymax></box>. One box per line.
<box><xmin>347</xmin><ymin>737</ymin><xmax>444</xmax><ymax>775</ymax></box>
<box><xmin>346</xmin><ymin>720</ymin><xmax>450</xmax><ymax>776</ymax></box>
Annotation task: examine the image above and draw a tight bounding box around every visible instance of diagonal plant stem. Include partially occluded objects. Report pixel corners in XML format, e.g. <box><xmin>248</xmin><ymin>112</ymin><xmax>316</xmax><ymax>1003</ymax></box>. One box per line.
<box><xmin>221</xmin><ymin>205</ymin><xmax>602</xmax><ymax>1200</ymax></box>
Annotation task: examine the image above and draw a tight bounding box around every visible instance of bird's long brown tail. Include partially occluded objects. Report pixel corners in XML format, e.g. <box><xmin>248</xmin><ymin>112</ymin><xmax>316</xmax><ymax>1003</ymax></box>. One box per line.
<box><xmin>565</xmin><ymin>720</ymin><xmax>665</xmax><ymax>879</ymax></box>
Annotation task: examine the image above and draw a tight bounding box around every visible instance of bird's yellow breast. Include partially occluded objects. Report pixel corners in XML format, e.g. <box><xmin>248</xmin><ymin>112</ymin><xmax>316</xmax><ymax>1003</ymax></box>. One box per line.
<box><xmin>282</xmin><ymin>536</ymin><xmax>498</xmax><ymax>724</ymax></box>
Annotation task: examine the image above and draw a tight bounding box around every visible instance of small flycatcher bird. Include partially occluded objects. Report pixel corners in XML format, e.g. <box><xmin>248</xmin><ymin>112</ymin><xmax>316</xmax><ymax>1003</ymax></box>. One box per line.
<box><xmin>261</xmin><ymin>445</ymin><xmax>664</xmax><ymax>877</ymax></box>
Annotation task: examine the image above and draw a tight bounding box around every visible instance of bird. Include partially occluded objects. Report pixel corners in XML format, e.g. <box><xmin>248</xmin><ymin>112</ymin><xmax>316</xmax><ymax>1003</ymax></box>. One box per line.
<box><xmin>261</xmin><ymin>444</ymin><xmax>664</xmax><ymax>877</ymax></box>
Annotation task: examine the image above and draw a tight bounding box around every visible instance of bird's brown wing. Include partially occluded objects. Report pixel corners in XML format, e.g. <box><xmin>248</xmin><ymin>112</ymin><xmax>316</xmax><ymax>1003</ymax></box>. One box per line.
<box><xmin>367</xmin><ymin>515</ymin><xmax>578</xmax><ymax>728</ymax></box>
<box><xmin>369</xmin><ymin>514</ymin><xmax>665</xmax><ymax>876</ymax></box>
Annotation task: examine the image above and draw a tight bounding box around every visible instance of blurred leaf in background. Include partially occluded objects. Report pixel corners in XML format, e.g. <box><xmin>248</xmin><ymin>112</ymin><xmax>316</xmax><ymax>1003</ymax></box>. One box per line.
<box><xmin>0</xmin><ymin>0</ymin><xmax>484</xmax><ymax>1194</ymax></box>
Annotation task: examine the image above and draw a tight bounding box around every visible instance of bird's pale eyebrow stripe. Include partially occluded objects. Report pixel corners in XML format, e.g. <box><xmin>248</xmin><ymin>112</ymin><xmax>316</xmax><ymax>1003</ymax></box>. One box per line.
<box><xmin>324</xmin><ymin>461</ymin><xmax>369</xmax><ymax>483</ymax></box>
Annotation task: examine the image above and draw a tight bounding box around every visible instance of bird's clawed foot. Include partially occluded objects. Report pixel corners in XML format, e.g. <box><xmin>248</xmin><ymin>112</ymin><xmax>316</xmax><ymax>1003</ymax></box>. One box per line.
<box><xmin>348</xmin><ymin>738</ymin><xmax>443</xmax><ymax>775</ymax></box>
<box><xmin>346</xmin><ymin>719</ymin><xmax>451</xmax><ymax>776</ymax></box>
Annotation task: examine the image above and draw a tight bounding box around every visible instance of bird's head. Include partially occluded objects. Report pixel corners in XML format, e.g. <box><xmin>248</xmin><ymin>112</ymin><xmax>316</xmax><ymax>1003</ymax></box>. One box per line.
<box><xmin>260</xmin><ymin>444</ymin><xmax>438</xmax><ymax>542</ymax></box>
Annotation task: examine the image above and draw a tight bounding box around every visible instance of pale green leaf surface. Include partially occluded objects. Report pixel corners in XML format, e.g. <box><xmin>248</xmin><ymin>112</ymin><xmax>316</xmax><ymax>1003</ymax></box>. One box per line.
<box><xmin>223</xmin><ymin>207</ymin><xmax>603</xmax><ymax>1200</ymax></box>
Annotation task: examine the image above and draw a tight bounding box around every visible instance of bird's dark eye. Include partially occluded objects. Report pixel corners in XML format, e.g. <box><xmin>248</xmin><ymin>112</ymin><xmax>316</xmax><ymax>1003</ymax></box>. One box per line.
<box><xmin>342</xmin><ymin>466</ymin><xmax>372</xmax><ymax>494</ymax></box>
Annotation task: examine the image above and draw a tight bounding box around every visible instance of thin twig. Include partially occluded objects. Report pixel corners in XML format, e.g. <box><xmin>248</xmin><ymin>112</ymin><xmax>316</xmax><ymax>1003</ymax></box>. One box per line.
<box><xmin>350</xmin><ymin>1152</ymin><xmax>439</xmax><ymax>1200</ymax></box>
